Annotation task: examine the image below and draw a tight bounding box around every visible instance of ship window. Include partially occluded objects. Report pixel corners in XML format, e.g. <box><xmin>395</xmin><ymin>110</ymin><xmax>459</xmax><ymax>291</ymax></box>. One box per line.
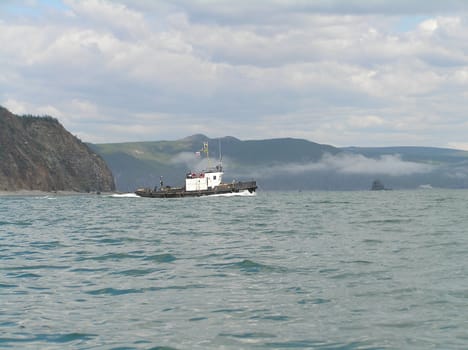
<box><xmin>213</xmin><ymin>176</ymin><xmax>217</xmax><ymax>180</ymax></box>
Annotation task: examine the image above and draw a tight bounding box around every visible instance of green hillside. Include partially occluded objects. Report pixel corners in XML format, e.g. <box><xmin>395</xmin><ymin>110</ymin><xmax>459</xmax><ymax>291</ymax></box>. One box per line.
<box><xmin>91</xmin><ymin>135</ymin><xmax>468</xmax><ymax>192</ymax></box>
<box><xmin>90</xmin><ymin>134</ymin><xmax>341</xmax><ymax>191</ymax></box>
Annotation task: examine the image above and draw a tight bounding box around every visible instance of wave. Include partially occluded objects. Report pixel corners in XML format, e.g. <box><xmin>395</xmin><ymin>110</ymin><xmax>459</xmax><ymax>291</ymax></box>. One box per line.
<box><xmin>144</xmin><ymin>253</ymin><xmax>177</xmax><ymax>263</ymax></box>
<box><xmin>205</xmin><ymin>191</ymin><xmax>257</xmax><ymax>198</ymax></box>
<box><xmin>224</xmin><ymin>259</ymin><xmax>286</xmax><ymax>273</ymax></box>
<box><xmin>109</xmin><ymin>191</ymin><xmax>255</xmax><ymax>198</ymax></box>
<box><xmin>110</xmin><ymin>193</ymin><xmax>140</xmax><ymax>198</ymax></box>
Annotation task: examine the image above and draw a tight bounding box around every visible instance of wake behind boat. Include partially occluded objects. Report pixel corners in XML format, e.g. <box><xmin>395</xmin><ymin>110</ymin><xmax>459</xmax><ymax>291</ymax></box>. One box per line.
<box><xmin>135</xmin><ymin>142</ymin><xmax>257</xmax><ymax>198</ymax></box>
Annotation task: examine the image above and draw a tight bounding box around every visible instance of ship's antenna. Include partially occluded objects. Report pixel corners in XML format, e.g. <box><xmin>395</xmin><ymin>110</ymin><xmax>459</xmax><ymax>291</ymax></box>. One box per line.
<box><xmin>218</xmin><ymin>138</ymin><xmax>222</xmax><ymax>163</ymax></box>
<box><xmin>218</xmin><ymin>138</ymin><xmax>223</xmax><ymax>171</ymax></box>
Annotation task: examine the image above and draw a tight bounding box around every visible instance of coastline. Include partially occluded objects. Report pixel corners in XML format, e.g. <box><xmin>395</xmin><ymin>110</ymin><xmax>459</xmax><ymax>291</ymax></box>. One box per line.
<box><xmin>0</xmin><ymin>190</ymin><xmax>113</xmax><ymax>197</ymax></box>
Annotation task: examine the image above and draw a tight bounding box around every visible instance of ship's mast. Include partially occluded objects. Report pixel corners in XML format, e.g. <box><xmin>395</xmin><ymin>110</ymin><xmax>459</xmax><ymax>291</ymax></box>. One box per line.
<box><xmin>202</xmin><ymin>141</ymin><xmax>210</xmax><ymax>168</ymax></box>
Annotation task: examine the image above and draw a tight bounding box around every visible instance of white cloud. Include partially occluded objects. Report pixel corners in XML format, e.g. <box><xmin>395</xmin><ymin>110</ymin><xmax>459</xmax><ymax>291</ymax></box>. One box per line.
<box><xmin>2</xmin><ymin>1</ymin><xmax>468</xmax><ymax>149</ymax></box>
<box><xmin>64</xmin><ymin>0</ymin><xmax>147</xmax><ymax>38</ymax></box>
<box><xmin>2</xmin><ymin>98</ymin><xmax>29</xmax><ymax>115</ymax></box>
<box><xmin>250</xmin><ymin>153</ymin><xmax>434</xmax><ymax>178</ymax></box>
<box><xmin>347</xmin><ymin>115</ymin><xmax>386</xmax><ymax>129</ymax></box>
<box><xmin>322</xmin><ymin>153</ymin><xmax>433</xmax><ymax>175</ymax></box>
<box><xmin>447</xmin><ymin>142</ymin><xmax>468</xmax><ymax>151</ymax></box>
<box><xmin>419</xmin><ymin>18</ymin><xmax>439</xmax><ymax>33</ymax></box>
<box><xmin>2</xmin><ymin>98</ymin><xmax>63</xmax><ymax>118</ymax></box>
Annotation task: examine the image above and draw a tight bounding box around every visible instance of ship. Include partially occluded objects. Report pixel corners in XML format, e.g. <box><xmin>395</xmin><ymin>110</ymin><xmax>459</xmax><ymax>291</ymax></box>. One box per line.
<box><xmin>135</xmin><ymin>142</ymin><xmax>257</xmax><ymax>198</ymax></box>
<box><xmin>371</xmin><ymin>179</ymin><xmax>391</xmax><ymax>191</ymax></box>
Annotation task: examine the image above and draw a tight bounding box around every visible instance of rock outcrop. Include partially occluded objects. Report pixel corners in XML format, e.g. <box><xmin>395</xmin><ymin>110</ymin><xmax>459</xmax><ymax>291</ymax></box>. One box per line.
<box><xmin>0</xmin><ymin>106</ymin><xmax>115</xmax><ymax>192</ymax></box>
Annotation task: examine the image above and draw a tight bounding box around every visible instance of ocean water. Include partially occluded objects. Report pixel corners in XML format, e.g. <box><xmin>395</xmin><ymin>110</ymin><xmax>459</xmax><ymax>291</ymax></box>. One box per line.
<box><xmin>1</xmin><ymin>190</ymin><xmax>468</xmax><ymax>349</ymax></box>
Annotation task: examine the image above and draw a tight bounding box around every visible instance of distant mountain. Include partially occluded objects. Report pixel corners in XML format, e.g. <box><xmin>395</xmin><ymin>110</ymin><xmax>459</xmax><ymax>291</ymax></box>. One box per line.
<box><xmin>6</xmin><ymin>103</ymin><xmax>466</xmax><ymax>193</ymax></box>
<box><xmin>90</xmin><ymin>134</ymin><xmax>468</xmax><ymax>191</ymax></box>
<box><xmin>90</xmin><ymin>134</ymin><xmax>340</xmax><ymax>191</ymax></box>
<box><xmin>0</xmin><ymin>106</ymin><xmax>115</xmax><ymax>192</ymax></box>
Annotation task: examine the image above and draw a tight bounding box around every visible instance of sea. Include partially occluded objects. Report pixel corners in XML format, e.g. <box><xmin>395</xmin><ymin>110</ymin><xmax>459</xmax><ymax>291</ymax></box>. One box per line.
<box><xmin>1</xmin><ymin>189</ymin><xmax>468</xmax><ymax>350</ymax></box>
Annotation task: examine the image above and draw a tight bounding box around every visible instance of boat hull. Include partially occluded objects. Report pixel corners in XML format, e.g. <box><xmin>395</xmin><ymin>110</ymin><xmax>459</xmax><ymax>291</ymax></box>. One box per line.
<box><xmin>135</xmin><ymin>181</ymin><xmax>257</xmax><ymax>198</ymax></box>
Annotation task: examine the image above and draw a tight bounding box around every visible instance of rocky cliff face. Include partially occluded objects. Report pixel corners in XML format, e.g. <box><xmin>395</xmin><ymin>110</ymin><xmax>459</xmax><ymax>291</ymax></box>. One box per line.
<box><xmin>0</xmin><ymin>106</ymin><xmax>115</xmax><ymax>192</ymax></box>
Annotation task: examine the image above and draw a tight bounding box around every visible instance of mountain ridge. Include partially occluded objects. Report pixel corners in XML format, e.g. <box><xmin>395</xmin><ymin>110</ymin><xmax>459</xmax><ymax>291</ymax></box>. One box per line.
<box><xmin>3</xmin><ymin>102</ymin><xmax>467</xmax><ymax>192</ymax></box>
<box><xmin>90</xmin><ymin>134</ymin><xmax>468</xmax><ymax>191</ymax></box>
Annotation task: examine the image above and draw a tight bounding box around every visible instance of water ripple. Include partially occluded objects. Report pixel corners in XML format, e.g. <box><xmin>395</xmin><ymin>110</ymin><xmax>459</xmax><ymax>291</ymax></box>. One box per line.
<box><xmin>1</xmin><ymin>190</ymin><xmax>468</xmax><ymax>349</ymax></box>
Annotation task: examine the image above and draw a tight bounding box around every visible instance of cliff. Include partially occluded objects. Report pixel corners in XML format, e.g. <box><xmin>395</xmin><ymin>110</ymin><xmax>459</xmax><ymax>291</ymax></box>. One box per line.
<box><xmin>0</xmin><ymin>106</ymin><xmax>115</xmax><ymax>192</ymax></box>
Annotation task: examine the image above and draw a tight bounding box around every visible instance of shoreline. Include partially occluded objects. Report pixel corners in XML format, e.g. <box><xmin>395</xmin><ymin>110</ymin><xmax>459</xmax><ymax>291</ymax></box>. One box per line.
<box><xmin>0</xmin><ymin>190</ymin><xmax>116</xmax><ymax>197</ymax></box>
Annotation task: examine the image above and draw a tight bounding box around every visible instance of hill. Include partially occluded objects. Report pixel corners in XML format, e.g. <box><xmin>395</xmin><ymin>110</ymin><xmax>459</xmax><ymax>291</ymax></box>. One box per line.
<box><xmin>0</xmin><ymin>106</ymin><xmax>115</xmax><ymax>192</ymax></box>
<box><xmin>91</xmin><ymin>135</ymin><xmax>468</xmax><ymax>191</ymax></box>
<box><xmin>90</xmin><ymin>134</ymin><xmax>340</xmax><ymax>191</ymax></box>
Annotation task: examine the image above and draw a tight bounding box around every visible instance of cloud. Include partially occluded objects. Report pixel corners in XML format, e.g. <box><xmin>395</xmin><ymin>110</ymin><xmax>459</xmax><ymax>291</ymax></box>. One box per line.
<box><xmin>247</xmin><ymin>153</ymin><xmax>434</xmax><ymax>178</ymax></box>
<box><xmin>58</xmin><ymin>0</ymin><xmax>149</xmax><ymax>41</ymax></box>
<box><xmin>347</xmin><ymin>115</ymin><xmax>386</xmax><ymax>129</ymax></box>
<box><xmin>2</xmin><ymin>0</ymin><xmax>468</xmax><ymax>148</ymax></box>
<box><xmin>447</xmin><ymin>142</ymin><xmax>468</xmax><ymax>151</ymax></box>
<box><xmin>2</xmin><ymin>98</ymin><xmax>29</xmax><ymax>116</ymax></box>
<box><xmin>2</xmin><ymin>97</ymin><xmax>63</xmax><ymax>118</ymax></box>
<box><xmin>321</xmin><ymin>153</ymin><xmax>434</xmax><ymax>175</ymax></box>
<box><xmin>170</xmin><ymin>152</ymin><xmax>213</xmax><ymax>172</ymax></box>
<box><xmin>115</xmin><ymin>1</ymin><xmax>468</xmax><ymax>20</ymax></box>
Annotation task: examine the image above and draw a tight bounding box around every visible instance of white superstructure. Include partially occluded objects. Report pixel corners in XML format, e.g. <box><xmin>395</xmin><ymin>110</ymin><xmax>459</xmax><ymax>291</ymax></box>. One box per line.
<box><xmin>185</xmin><ymin>165</ymin><xmax>223</xmax><ymax>192</ymax></box>
<box><xmin>185</xmin><ymin>141</ymin><xmax>224</xmax><ymax>192</ymax></box>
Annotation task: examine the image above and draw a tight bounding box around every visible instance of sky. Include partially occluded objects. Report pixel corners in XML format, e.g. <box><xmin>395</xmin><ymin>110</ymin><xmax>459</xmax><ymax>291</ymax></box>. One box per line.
<box><xmin>2</xmin><ymin>1</ymin><xmax>468</xmax><ymax>148</ymax></box>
